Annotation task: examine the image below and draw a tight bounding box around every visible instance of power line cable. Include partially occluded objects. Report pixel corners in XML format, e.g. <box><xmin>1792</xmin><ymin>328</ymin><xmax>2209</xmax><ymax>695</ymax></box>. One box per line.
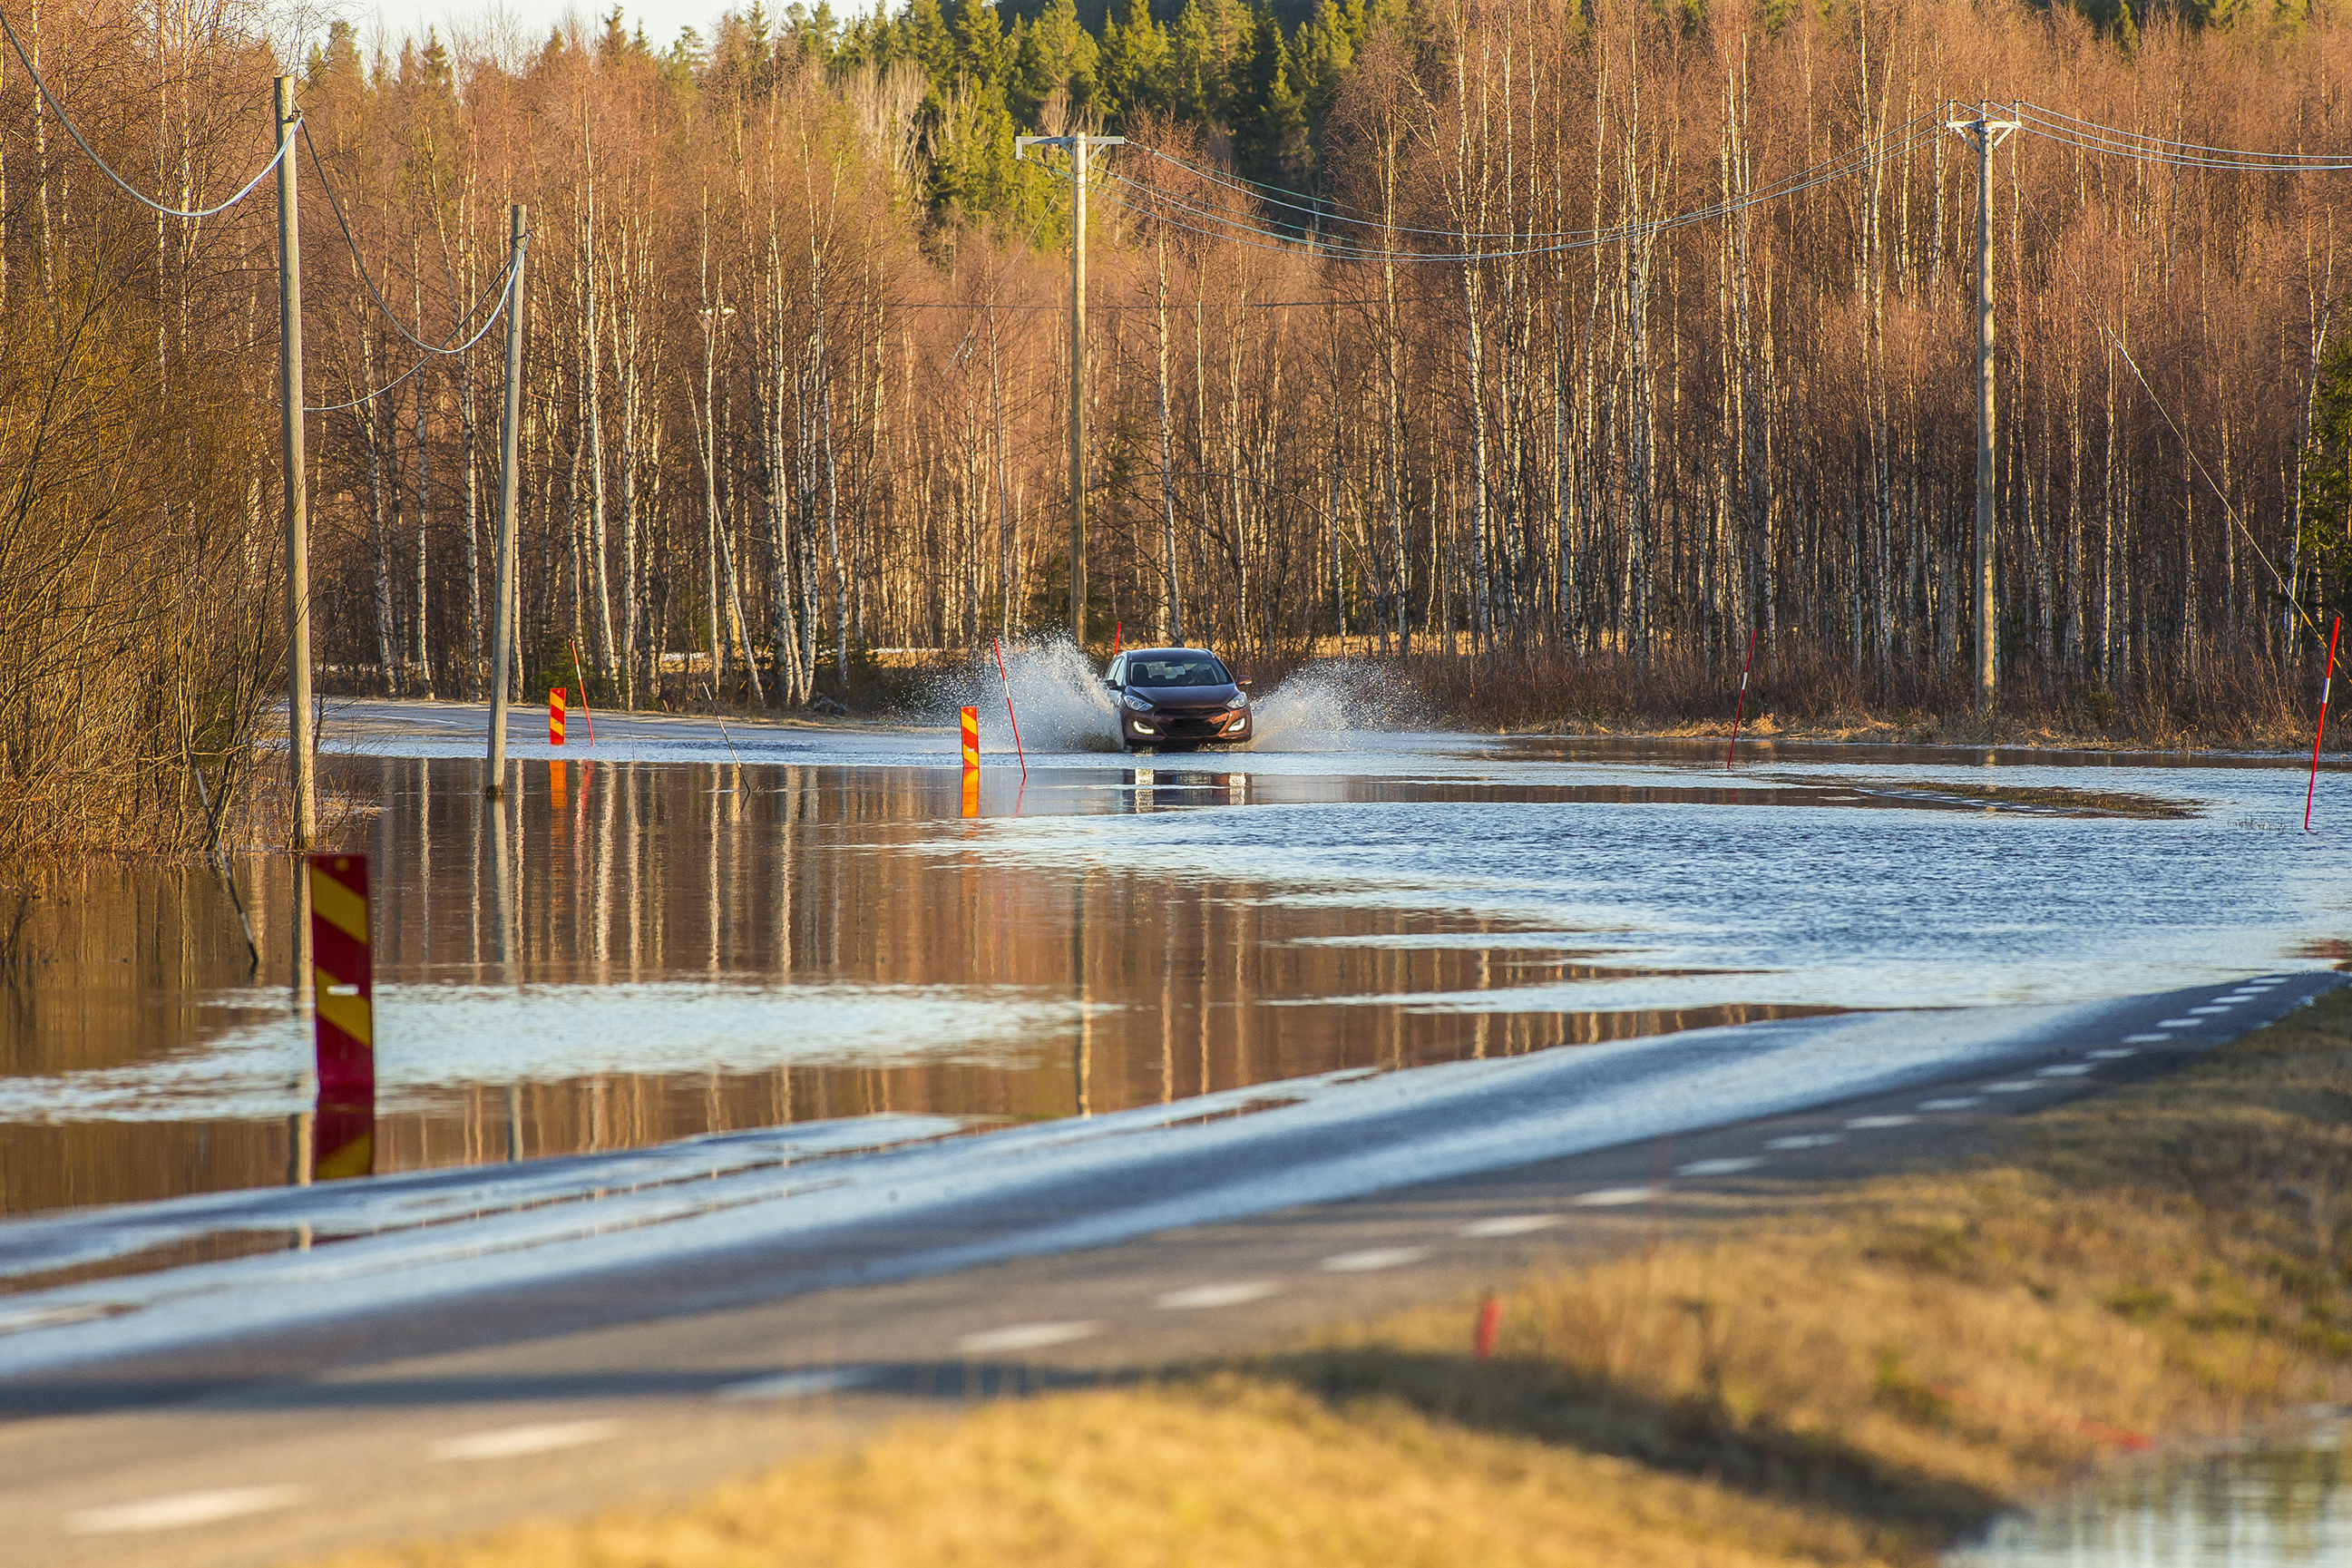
<box><xmin>302</xmin><ymin>120</ymin><xmax>515</xmax><ymax>355</ymax></box>
<box><xmin>1132</xmin><ymin>114</ymin><xmax>1946</xmax><ymax>244</ymax></box>
<box><xmin>306</xmin><ymin>250</ymin><xmax>522</xmax><ymax>413</ymax></box>
<box><xmin>0</xmin><ymin>5</ymin><xmax>288</xmax><ymax>219</ymax></box>
<box><xmin>1102</xmin><ymin>121</ymin><xmax>1942</xmax><ymax>264</ymax></box>
<box><xmin>2014</xmin><ymin>102</ymin><xmax>2352</xmax><ymax>171</ymax></box>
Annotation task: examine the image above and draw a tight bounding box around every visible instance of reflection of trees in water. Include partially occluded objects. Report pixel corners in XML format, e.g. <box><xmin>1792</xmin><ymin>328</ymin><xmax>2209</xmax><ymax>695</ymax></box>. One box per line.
<box><xmin>1966</xmin><ymin>1425</ymin><xmax>2352</xmax><ymax>1564</ymax></box>
<box><xmin>4</xmin><ymin>755</ymin><xmax>1813</xmax><ymax>1214</ymax></box>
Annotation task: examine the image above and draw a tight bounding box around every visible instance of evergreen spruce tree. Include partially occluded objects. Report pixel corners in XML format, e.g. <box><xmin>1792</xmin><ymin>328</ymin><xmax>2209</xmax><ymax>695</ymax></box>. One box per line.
<box><xmin>1098</xmin><ymin>0</ymin><xmax>1170</xmax><ymax>122</ymax></box>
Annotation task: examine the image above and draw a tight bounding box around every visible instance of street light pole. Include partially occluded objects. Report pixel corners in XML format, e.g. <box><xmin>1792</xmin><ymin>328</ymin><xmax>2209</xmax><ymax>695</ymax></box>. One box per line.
<box><xmin>1949</xmin><ymin>102</ymin><xmax>2017</xmax><ymax>716</ymax></box>
<box><xmin>1018</xmin><ymin>131</ymin><xmax>1124</xmax><ymax>649</ymax></box>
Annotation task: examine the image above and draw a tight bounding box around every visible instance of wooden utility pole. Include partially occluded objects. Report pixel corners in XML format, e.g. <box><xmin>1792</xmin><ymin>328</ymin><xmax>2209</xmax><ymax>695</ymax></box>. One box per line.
<box><xmin>1951</xmin><ymin>104</ymin><xmax>2017</xmax><ymax>715</ymax></box>
<box><xmin>275</xmin><ymin>76</ymin><xmax>313</xmax><ymax>847</ymax></box>
<box><xmin>484</xmin><ymin>204</ymin><xmax>530</xmax><ymax>796</ymax></box>
<box><xmin>1018</xmin><ymin>131</ymin><xmax>1124</xmax><ymax>648</ymax></box>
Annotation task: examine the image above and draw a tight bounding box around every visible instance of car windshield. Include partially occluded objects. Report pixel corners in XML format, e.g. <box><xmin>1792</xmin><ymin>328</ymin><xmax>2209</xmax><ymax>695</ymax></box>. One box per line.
<box><xmin>1127</xmin><ymin>656</ymin><xmax>1229</xmax><ymax>687</ymax></box>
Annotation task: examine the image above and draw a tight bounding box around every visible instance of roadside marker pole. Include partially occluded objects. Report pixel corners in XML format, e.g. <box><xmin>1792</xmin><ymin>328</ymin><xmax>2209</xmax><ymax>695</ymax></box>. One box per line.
<box><xmin>307</xmin><ymin>853</ymin><xmax>375</xmax><ymax>1181</ymax></box>
<box><xmin>1725</xmin><ymin>628</ymin><xmax>1758</xmax><ymax>770</ymax></box>
<box><xmin>1474</xmin><ymin>1294</ymin><xmax>1501</xmax><ymax>1361</ymax></box>
<box><xmin>2307</xmin><ymin>613</ymin><xmax>2341</xmax><ymax>833</ymax></box>
<box><xmin>991</xmin><ymin>638</ymin><xmax>1028</xmax><ymax>778</ymax></box>
<box><xmin>1113</xmin><ymin>619</ymin><xmax>1121</xmax><ymax>656</ymax></box>
<box><xmin>568</xmin><ymin>638</ymin><xmax>598</xmax><ymax>747</ymax></box>
<box><xmin>549</xmin><ymin>687</ymin><xmax>566</xmax><ymax>745</ymax></box>
<box><xmin>960</xmin><ymin>706</ymin><xmax>981</xmax><ymax>817</ymax></box>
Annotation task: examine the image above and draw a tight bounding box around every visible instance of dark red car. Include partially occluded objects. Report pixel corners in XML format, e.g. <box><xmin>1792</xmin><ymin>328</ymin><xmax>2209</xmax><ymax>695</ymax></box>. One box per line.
<box><xmin>1104</xmin><ymin>648</ymin><xmax>1254</xmax><ymax>751</ymax></box>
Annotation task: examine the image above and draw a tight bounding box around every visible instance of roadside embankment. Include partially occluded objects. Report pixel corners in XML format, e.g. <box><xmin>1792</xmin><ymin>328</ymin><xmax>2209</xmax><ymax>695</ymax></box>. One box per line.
<box><xmin>309</xmin><ymin>984</ymin><xmax>2352</xmax><ymax>1568</ymax></box>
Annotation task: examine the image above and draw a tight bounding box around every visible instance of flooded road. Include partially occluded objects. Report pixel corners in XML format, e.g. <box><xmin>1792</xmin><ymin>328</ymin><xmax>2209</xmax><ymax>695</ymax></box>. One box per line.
<box><xmin>5</xmin><ymin>692</ymin><xmax>2348</xmax><ymax>1221</ymax></box>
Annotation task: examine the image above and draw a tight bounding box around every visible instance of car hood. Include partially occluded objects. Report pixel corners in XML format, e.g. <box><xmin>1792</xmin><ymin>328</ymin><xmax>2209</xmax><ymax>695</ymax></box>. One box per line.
<box><xmin>1131</xmin><ymin>683</ymin><xmax>1240</xmax><ymax>706</ymax></box>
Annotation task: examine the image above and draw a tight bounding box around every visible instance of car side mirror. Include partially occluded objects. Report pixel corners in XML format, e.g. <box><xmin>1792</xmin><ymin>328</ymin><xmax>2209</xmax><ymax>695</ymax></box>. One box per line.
<box><xmin>1104</xmin><ymin>677</ymin><xmax>1120</xmax><ymax>691</ymax></box>
<box><xmin>1239</xmin><ymin>679</ymin><xmax>1254</xmax><ymax>689</ymax></box>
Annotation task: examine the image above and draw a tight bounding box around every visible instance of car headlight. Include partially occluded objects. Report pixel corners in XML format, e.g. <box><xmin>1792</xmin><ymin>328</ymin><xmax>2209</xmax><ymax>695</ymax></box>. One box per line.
<box><xmin>1122</xmin><ymin>692</ymin><xmax>1155</xmax><ymax>713</ymax></box>
<box><xmin>1225</xmin><ymin>692</ymin><xmax>1249</xmax><ymax>710</ymax></box>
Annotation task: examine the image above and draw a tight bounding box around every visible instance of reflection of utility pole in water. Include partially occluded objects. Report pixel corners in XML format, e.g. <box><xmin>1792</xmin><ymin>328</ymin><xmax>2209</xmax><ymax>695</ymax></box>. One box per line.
<box><xmin>288</xmin><ymin>854</ymin><xmax>312</xmax><ymax>1188</ymax></box>
<box><xmin>1071</xmin><ymin>867</ymin><xmax>1091</xmax><ymax>1116</ymax></box>
<box><xmin>490</xmin><ymin>793</ymin><xmax>520</xmax><ymax>1159</ymax></box>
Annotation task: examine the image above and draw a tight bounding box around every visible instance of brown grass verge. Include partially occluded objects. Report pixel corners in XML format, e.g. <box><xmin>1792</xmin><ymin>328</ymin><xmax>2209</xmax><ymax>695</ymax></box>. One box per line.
<box><xmin>306</xmin><ymin>985</ymin><xmax>2352</xmax><ymax>1568</ymax></box>
<box><xmin>1391</xmin><ymin>638</ymin><xmax>2325</xmax><ymax>751</ymax></box>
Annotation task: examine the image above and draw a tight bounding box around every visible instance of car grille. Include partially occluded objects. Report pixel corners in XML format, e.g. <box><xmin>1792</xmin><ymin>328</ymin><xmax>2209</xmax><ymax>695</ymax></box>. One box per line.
<box><xmin>1162</xmin><ymin>710</ymin><xmax>1224</xmax><ymax>737</ymax></box>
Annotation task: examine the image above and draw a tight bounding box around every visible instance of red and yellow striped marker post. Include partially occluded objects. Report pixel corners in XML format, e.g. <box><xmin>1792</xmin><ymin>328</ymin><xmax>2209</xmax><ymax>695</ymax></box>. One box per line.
<box><xmin>960</xmin><ymin>706</ymin><xmax>980</xmax><ymax>817</ymax></box>
<box><xmin>550</xmin><ymin>687</ymin><xmax>568</xmax><ymax>745</ymax></box>
<box><xmin>308</xmin><ymin>853</ymin><xmax>376</xmax><ymax>1181</ymax></box>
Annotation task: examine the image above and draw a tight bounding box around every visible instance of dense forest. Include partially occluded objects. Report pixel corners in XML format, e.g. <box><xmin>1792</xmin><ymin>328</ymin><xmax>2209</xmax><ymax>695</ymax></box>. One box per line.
<box><xmin>5</xmin><ymin>0</ymin><xmax>2352</xmax><ymax>861</ymax></box>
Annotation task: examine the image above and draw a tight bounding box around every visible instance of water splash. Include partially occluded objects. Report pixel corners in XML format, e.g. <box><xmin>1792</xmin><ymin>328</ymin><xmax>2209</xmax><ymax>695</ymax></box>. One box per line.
<box><xmin>922</xmin><ymin>641</ymin><xmax>1419</xmax><ymax>755</ymax></box>
<box><xmin>926</xmin><ymin>635</ymin><xmax>1122</xmax><ymax>755</ymax></box>
<box><xmin>1246</xmin><ymin>658</ymin><xmax>1422</xmax><ymax>751</ymax></box>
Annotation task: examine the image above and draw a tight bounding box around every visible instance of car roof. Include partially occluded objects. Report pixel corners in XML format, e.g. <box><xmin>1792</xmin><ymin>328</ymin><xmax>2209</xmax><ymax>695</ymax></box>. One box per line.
<box><xmin>1120</xmin><ymin>647</ymin><xmax>1223</xmax><ymax>661</ymax></box>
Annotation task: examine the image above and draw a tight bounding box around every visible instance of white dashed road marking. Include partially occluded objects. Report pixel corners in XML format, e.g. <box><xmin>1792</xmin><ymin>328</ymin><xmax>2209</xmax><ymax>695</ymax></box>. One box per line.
<box><xmin>1983</xmin><ymin>1081</ymin><xmax>2052</xmax><ymax>1093</ymax></box>
<box><xmin>2157</xmin><ymin>1018</ymin><xmax>2202</xmax><ymax>1028</ymax></box>
<box><xmin>65</xmin><ymin>1486</ymin><xmax>303</xmax><ymax>1535</ymax></box>
<box><xmin>2189</xmin><ymin>1006</ymin><xmax>2233</xmax><ymax>1016</ymax></box>
<box><xmin>1155</xmin><ymin>1281</ymin><xmax>1280</xmax><ymax>1310</ymax></box>
<box><xmin>1845</xmin><ymin>1115</ymin><xmax>1917</xmax><ymax>1129</ymax></box>
<box><xmin>1458</xmin><ymin>1214</ymin><xmax>1562</xmax><ymax>1238</ymax></box>
<box><xmin>2036</xmin><ymin>1064</ymin><xmax>2094</xmax><ymax>1076</ymax></box>
<box><xmin>1674</xmin><ymin>1157</ymin><xmax>1763</xmax><ymax>1176</ymax></box>
<box><xmin>429</xmin><ymin>1419</ymin><xmax>622</xmax><ymax>1462</ymax></box>
<box><xmin>1919</xmin><ymin>1097</ymin><xmax>1981</xmax><ymax>1111</ymax></box>
<box><xmin>2089</xmin><ymin>1048</ymin><xmax>2137</xmax><ymax>1059</ymax></box>
<box><xmin>717</xmin><ymin>1368</ymin><xmax>877</xmax><ymax>1401</ymax></box>
<box><xmin>1572</xmin><ymin>1186</ymin><xmax>1660</xmax><ymax>1206</ymax></box>
<box><xmin>1767</xmin><ymin>1134</ymin><xmax>1840</xmax><ymax>1150</ymax></box>
<box><xmin>955</xmin><ymin>1321</ymin><xmax>1102</xmax><ymax>1355</ymax></box>
<box><xmin>1320</xmin><ymin>1247</ymin><xmax>1430</xmax><ymax>1272</ymax></box>
<box><xmin>2124</xmin><ymin>1034</ymin><xmax>2171</xmax><ymax>1044</ymax></box>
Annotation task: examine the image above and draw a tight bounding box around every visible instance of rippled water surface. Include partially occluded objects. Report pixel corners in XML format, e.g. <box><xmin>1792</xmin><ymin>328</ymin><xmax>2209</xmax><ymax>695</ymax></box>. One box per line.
<box><xmin>5</xmin><ymin>696</ymin><xmax>2349</xmax><ymax>1219</ymax></box>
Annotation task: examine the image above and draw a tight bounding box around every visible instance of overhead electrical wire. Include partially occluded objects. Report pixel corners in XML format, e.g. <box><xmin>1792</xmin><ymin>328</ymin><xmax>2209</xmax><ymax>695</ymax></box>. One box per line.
<box><xmin>1104</xmin><ymin>118</ymin><xmax>1945</xmax><ymax>264</ymax></box>
<box><xmin>2013</xmin><ymin>102</ymin><xmax>2352</xmax><ymax>172</ymax></box>
<box><xmin>302</xmin><ymin>121</ymin><xmax>518</xmax><ymax>356</ymax></box>
<box><xmin>305</xmin><ymin>253</ymin><xmax>522</xmax><ymax>414</ymax></box>
<box><xmin>1130</xmin><ymin>116</ymin><xmax>1943</xmax><ymax>245</ymax></box>
<box><xmin>0</xmin><ymin>5</ymin><xmax>289</xmax><ymax>220</ymax></box>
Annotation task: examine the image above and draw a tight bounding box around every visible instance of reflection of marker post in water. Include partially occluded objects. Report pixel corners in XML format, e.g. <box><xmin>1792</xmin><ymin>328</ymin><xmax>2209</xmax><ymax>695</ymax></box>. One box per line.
<box><xmin>1725</xmin><ymin>628</ymin><xmax>1758</xmax><ymax>770</ymax></box>
<box><xmin>308</xmin><ymin>853</ymin><xmax>376</xmax><ymax>1181</ymax></box>
<box><xmin>2308</xmin><ymin>614</ymin><xmax>2341</xmax><ymax>833</ymax></box>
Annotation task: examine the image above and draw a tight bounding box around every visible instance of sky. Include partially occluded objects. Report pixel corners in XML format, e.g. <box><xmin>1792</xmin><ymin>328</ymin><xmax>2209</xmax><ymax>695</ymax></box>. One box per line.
<box><xmin>344</xmin><ymin>0</ymin><xmax>885</xmax><ymax>63</ymax></box>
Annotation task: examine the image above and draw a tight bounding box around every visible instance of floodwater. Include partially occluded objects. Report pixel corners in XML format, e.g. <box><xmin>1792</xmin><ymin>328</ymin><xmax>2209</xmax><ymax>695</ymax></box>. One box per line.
<box><xmin>1949</xmin><ymin>1416</ymin><xmax>2352</xmax><ymax>1565</ymax></box>
<box><xmin>4</xmin><ymin>660</ymin><xmax>2349</xmax><ymax>1226</ymax></box>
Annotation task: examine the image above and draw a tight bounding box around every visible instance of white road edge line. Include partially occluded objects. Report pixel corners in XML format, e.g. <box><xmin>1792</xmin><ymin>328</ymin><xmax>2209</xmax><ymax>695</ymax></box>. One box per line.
<box><xmin>717</xmin><ymin>1368</ymin><xmax>878</xmax><ymax>1401</ymax></box>
<box><xmin>954</xmin><ymin>1321</ymin><xmax>1102</xmax><ymax>1355</ymax></box>
<box><xmin>427</xmin><ymin>1419</ymin><xmax>622</xmax><ymax>1462</ymax></box>
<box><xmin>65</xmin><ymin>1486</ymin><xmax>305</xmax><ymax>1534</ymax></box>
<box><xmin>1155</xmin><ymin>1281</ymin><xmax>1280</xmax><ymax>1310</ymax></box>
<box><xmin>1458</xmin><ymin>1214</ymin><xmax>1562</xmax><ymax>1237</ymax></box>
<box><xmin>1320</xmin><ymin>1246</ymin><xmax>1430</xmax><ymax>1271</ymax></box>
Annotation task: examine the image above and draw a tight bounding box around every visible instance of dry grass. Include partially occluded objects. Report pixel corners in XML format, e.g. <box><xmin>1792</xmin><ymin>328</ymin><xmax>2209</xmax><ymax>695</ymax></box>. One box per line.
<box><xmin>1394</xmin><ymin>638</ymin><xmax>2323</xmax><ymax>751</ymax></box>
<box><xmin>307</xmin><ymin>988</ymin><xmax>2352</xmax><ymax>1568</ymax></box>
